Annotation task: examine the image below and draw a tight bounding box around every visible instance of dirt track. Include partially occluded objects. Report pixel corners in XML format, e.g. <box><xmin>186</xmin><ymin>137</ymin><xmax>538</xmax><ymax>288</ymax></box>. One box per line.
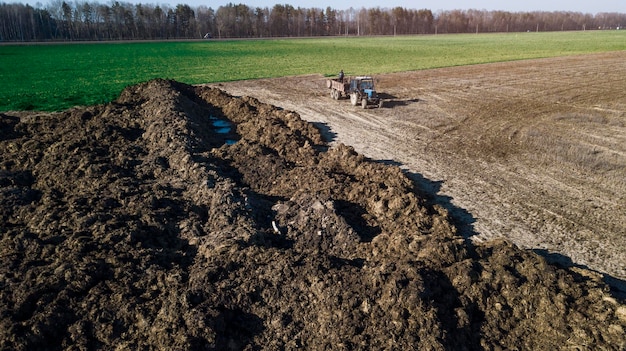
<box><xmin>212</xmin><ymin>51</ymin><xmax>626</xmax><ymax>284</ymax></box>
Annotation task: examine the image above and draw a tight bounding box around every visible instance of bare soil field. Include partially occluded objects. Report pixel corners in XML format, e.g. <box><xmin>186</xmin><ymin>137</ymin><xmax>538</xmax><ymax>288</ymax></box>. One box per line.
<box><xmin>212</xmin><ymin>51</ymin><xmax>626</xmax><ymax>285</ymax></box>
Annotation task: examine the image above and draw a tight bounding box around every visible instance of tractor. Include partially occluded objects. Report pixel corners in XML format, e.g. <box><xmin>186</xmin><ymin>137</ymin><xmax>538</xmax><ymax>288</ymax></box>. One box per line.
<box><xmin>327</xmin><ymin>75</ymin><xmax>384</xmax><ymax>108</ymax></box>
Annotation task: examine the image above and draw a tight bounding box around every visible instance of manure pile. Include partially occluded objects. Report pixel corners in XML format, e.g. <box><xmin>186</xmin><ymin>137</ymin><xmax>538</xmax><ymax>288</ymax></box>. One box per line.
<box><xmin>1</xmin><ymin>79</ymin><xmax>624</xmax><ymax>350</ymax></box>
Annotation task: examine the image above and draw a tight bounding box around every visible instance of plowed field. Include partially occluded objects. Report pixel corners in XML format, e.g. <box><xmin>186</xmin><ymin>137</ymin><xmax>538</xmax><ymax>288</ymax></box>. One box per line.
<box><xmin>212</xmin><ymin>51</ymin><xmax>626</xmax><ymax>286</ymax></box>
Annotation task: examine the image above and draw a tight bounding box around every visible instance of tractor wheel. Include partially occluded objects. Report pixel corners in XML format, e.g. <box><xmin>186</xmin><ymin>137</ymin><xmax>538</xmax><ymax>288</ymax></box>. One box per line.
<box><xmin>362</xmin><ymin>98</ymin><xmax>368</xmax><ymax>109</ymax></box>
<box><xmin>350</xmin><ymin>93</ymin><xmax>358</xmax><ymax>106</ymax></box>
<box><xmin>378</xmin><ymin>100</ymin><xmax>384</xmax><ymax>108</ymax></box>
<box><xmin>330</xmin><ymin>89</ymin><xmax>335</xmax><ymax>99</ymax></box>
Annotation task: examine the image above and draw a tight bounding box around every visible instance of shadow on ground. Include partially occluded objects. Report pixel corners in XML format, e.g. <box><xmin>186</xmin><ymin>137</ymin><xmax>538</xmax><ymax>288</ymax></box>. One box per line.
<box><xmin>375</xmin><ymin>158</ymin><xmax>626</xmax><ymax>303</ymax></box>
<box><xmin>377</xmin><ymin>93</ymin><xmax>420</xmax><ymax>108</ymax></box>
<box><xmin>311</xmin><ymin>122</ymin><xmax>337</xmax><ymax>145</ymax></box>
<box><xmin>402</xmin><ymin>168</ymin><xmax>477</xmax><ymax>240</ymax></box>
<box><xmin>534</xmin><ymin>249</ymin><xmax>626</xmax><ymax>301</ymax></box>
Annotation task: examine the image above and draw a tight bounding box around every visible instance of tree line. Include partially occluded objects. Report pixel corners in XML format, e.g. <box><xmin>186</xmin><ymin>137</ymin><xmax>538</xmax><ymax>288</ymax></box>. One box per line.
<box><xmin>1</xmin><ymin>1</ymin><xmax>625</xmax><ymax>41</ymax></box>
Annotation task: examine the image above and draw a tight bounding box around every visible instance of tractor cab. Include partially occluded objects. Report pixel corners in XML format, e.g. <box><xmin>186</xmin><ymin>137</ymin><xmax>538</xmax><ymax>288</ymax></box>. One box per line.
<box><xmin>350</xmin><ymin>76</ymin><xmax>377</xmax><ymax>99</ymax></box>
<box><xmin>350</xmin><ymin>76</ymin><xmax>374</xmax><ymax>91</ymax></box>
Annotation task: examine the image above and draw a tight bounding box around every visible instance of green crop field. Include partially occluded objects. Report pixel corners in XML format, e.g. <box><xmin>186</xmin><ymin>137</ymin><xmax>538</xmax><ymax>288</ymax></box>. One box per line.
<box><xmin>1</xmin><ymin>31</ymin><xmax>625</xmax><ymax>111</ymax></box>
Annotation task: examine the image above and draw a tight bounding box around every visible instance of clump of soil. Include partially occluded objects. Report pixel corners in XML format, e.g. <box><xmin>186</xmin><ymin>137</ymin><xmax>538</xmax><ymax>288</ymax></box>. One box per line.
<box><xmin>1</xmin><ymin>79</ymin><xmax>624</xmax><ymax>350</ymax></box>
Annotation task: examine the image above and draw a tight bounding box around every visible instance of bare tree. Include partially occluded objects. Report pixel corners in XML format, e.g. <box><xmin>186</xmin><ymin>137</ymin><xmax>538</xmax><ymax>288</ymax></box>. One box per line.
<box><xmin>0</xmin><ymin>1</ymin><xmax>624</xmax><ymax>41</ymax></box>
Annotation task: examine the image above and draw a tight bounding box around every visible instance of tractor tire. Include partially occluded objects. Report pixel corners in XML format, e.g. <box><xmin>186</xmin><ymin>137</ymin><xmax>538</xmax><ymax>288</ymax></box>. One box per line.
<box><xmin>378</xmin><ymin>100</ymin><xmax>384</xmax><ymax>108</ymax></box>
<box><xmin>350</xmin><ymin>93</ymin><xmax>358</xmax><ymax>106</ymax></box>
<box><xmin>362</xmin><ymin>98</ymin><xmax>368</xmax><ymax>109</ymax></box>
<box><xmin>330</xmin><ymin>90</ymin><xmax>335</xmax><ymax>99</ymax></box>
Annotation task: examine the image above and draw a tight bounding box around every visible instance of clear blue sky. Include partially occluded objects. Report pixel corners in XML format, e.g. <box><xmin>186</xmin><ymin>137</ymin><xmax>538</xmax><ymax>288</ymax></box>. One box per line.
<box><xmin>175</xmin><ymin>0</ymin><xmax>624</xmax><ymax>13</ymax></box>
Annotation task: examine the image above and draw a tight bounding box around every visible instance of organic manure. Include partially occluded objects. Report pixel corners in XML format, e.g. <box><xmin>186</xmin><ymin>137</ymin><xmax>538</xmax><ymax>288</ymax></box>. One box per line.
<box><xmin>1</xmin><ymin>79</ymin><xmax>624</xmax><ymax>350</ymax></box>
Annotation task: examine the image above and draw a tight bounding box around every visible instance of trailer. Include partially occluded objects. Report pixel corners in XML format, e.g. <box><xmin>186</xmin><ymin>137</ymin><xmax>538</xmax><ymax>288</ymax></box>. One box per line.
<box><xmin>326</xmin><ymin>78</ymin><xmax>349</xmax><ymax>100</ymax></box>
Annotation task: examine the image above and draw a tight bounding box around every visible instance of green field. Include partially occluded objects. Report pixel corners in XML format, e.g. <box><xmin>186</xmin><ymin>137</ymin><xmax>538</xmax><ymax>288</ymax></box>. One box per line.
<box><xmin>1</xmin><ymin>31</ymin><xmax>625</xmax><ymax>111</ymax></box>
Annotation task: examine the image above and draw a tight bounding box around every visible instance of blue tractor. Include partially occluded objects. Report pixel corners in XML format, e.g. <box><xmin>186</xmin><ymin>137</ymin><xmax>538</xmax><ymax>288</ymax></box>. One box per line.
<box><xmin>349</xmin><ymin>76</ymin><xmax>384</xmax><ymax>108</ymax></box>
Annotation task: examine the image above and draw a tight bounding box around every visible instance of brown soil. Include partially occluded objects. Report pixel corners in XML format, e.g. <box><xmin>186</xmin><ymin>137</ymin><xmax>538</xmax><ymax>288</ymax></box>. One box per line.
<box><xmin>1</xmin><ymin>54</ymin><xmax>625</xmax><ymax>350</ymax></box>
<box><xmin>213</xmin><ymin>51</ymin><xmax>626</xmax><ymax>284</ymax></box>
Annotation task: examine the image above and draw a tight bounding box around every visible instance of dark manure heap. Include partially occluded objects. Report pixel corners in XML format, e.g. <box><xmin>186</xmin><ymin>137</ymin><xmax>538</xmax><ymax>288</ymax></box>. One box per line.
<box><xmin>1</xmin><ymin>79</ymin><xmax>625</xmax><ymax>350</ymax></box>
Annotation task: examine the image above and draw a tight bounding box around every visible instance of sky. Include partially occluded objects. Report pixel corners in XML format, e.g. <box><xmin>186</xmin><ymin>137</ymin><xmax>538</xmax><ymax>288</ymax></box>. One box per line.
<box><xmin>169</xmin><ymin>0</ymin><xmax>623</xmax><ymax>13</ymax></box>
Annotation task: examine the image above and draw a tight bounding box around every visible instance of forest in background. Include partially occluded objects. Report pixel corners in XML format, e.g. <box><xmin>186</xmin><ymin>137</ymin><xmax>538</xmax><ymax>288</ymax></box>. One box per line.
<box><xmin>1</xmin><ymin>1</ymin><xmax>625</xmax><ymax>41</ymax></box>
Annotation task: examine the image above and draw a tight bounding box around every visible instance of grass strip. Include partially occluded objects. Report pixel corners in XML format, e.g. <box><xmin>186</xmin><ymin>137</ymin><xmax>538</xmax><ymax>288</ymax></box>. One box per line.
<box><xmin>1</xmin><ymin>31</ymin><xmax>625</xmax><ymax>111</ymax></box>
